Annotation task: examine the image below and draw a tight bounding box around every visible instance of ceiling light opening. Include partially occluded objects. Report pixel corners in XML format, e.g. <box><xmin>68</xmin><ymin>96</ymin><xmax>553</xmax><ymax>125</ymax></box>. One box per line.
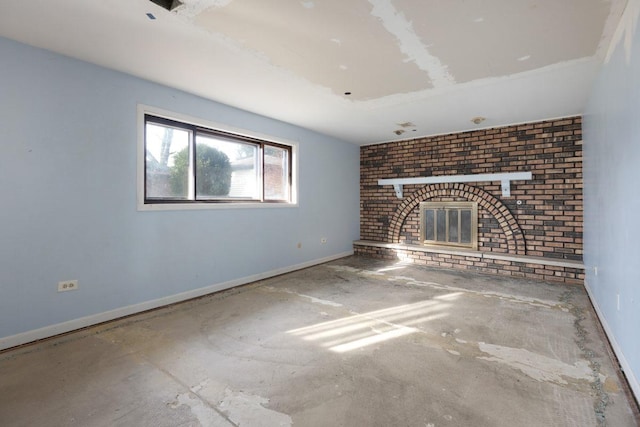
<box><xmin>149</xmin><ymin>0</ymin><xmax>183</xmax><ymax>11</ymax></box>
<box><xmin>344</xmin><ymin>92</ymin><xmax>352</xmax><ymax>96</ymax></box>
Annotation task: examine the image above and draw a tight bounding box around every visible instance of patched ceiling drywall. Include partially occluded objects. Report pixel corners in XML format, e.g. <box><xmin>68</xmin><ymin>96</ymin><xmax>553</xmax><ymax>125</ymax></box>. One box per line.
<box><xmin>0</xmin><ymin>0</ymin><xmax>628</xmax><ymax>144</ymax></box>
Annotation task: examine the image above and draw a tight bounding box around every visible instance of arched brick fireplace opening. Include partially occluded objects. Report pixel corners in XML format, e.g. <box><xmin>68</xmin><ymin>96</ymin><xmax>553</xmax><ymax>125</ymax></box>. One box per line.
<box><xmin>387</xmin><ymin>183</ymin><xmax>526</xmax><ymax>255</ymax></box>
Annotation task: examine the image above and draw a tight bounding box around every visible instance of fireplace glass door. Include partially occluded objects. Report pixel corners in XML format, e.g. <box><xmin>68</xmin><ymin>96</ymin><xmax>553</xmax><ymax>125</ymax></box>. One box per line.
<box><xmin>420</xmin><ymin>201</ymin><xmax>478</xmax><ymax>249</ymax></box>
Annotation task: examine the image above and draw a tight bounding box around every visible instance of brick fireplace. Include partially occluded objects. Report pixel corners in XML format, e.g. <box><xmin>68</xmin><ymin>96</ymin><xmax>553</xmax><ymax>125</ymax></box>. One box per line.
<box><xmin>355</xmin><ymin>117</ymin><xmax>584</xmax><ymax>284</ymax></box>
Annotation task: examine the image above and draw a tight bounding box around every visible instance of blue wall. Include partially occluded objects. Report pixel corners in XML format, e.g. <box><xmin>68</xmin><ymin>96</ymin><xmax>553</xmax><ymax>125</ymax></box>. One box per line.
<box><xmin>583</xmin><ymin>12</ymin><xmax>640</xmax><ymax>397</ymax></box>
<box><xmin>0</xmin><ymin>37</ymin><xmax>360</xmax><ymax>344</ymax></box>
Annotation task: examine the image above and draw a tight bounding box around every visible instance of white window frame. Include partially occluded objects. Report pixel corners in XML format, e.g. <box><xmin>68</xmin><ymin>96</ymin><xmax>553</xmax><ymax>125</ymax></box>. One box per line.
<box><xmin>137</xmin><ymin>105</ymin><xmax>298</xmax><ymax>211</ymax></box>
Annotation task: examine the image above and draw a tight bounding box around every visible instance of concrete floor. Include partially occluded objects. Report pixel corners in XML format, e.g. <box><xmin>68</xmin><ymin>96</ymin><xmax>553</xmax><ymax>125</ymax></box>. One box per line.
<box><xmin>1</xmin><ymin>256</ymin><xmax>638</xmax><ymax>427</ymax></box>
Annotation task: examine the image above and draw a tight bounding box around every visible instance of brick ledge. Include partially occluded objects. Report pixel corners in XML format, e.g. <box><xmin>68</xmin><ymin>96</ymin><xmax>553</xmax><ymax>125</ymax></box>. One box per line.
<box><xmin>353</xmin><ymin>240</ymin><xmax>584</xmax><ymax>270</ymax></box>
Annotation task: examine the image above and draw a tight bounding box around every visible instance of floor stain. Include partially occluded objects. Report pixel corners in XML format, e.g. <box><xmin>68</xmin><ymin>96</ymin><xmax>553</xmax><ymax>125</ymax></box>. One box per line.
<box><xmin>476</xmin><ymin>342</ymin><xmax>593</xmax><ymax>385</ymax></box>
<box><xmin>219</xmin><ymin>388</ymin><xmax>292</xmax><ymax>427</ymax></box>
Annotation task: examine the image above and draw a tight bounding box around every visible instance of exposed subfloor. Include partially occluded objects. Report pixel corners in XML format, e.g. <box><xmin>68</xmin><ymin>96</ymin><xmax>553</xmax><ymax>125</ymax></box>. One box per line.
<box><xmin>1</xmin><ymin>256</ymin><xmax>638</xmax><ymax>427</ymax></box>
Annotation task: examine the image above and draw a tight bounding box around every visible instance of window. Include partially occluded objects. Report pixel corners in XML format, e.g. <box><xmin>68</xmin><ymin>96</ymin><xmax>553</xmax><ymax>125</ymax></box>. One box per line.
<box><xmin>142</xmin><ymin>111</ymin><xmax>294</xmax><ymax>207</ymax></box>
<box><xmin>420</xmin><ymin>202</ymin><xmax>478</xmax><ymax>249</ymax></box>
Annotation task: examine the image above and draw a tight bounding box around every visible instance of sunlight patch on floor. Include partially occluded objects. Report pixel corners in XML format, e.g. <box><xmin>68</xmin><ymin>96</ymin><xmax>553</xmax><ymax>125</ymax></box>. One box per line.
<box><xmin>376</xmin><ymin>260</ymin><xmax>413</xmax><ymax>273</ymax></box>
<box><xmin>287</xmin><ymin>295</ymin><xmax>459</xmax><ymax>353</ymax></box>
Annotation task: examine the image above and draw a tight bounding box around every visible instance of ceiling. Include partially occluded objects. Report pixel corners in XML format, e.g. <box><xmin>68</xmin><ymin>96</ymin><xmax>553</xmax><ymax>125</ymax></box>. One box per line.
<box><xmin>0</xmin><ymin>0</ymin><xmax>627</xmax><ymax>144</ymax></box>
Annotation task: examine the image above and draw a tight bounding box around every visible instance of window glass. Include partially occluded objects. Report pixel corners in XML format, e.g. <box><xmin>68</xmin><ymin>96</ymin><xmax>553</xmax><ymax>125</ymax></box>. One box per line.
<box><xmin>448</xmin><ymin>210</ymin><xmax>459</xmax><ymax>243</ymax></box>
<box><xmin>145</xmin><ymin>122</ymin><xmax>190</xmax><ymax>199</ymax></box>
<box><xmin>436</xmin><ymin>210</ymin><xmax>446</xmax><ymax>241</ymax></box>
<box><xmin>264</xmin><ymin>145</ymin><xmax>289</xmax><ymax>200</ymax></box>
<box><xmin>196</xmin><ymin>135</ymin><xmax>258</xmax><ymax>199</ymax></box>
<box><xmin>425</xmin><ymin>210</ymin><xmax>435</xmax><ymax>241</ymax></box>
<box><xmin>460</xmin><ymin>210</ymin><xmax>472</xmax><ymax>243</ymax></box>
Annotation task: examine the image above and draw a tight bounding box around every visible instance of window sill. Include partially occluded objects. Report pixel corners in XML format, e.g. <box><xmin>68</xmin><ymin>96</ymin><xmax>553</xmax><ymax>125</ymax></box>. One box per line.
<box><xmin>138</xmin><ymin>201</ymin><xmax>298</xmax><ymax>211</ymax></box>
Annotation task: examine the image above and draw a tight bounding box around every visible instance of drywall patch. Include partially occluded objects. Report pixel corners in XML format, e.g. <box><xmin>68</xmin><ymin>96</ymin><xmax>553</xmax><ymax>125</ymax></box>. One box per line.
<box><xmin>605</xmin><ymin>0</ymin><xmax>640</xmax><ymax>63</ymax></box>
<box><xmin>175</xmin><ymin>0</ymin><xmax>234</xmax><ymax>20</ymax></box>
<box><xmin>368</xmin><ymin>0</ymin><xmax>455</xmax><ymax>88</ymax></box>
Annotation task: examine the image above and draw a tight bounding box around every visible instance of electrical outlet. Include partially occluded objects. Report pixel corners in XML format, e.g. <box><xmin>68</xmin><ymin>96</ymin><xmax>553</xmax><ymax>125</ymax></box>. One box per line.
<box><xmin>58</xmin><ymin>280</ymin><xmax>78</xmax><ymax>292</ymax></box>
<box><xmin>321</xmin><ymin>237</ymin><xmax>327</xmax><ymax>244</ymax></box>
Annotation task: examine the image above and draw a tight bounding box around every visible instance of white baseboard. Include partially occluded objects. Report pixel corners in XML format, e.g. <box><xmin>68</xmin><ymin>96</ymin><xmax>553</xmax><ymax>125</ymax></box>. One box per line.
<box><xmin>0</xmin><ymin>251</ymin><xmax>353</xmax><ymax>351</ymax></box>
<box><xmin>584</xmin><ymin>280</ymin><xmax>639</xmax><ymax>402</ymax></box>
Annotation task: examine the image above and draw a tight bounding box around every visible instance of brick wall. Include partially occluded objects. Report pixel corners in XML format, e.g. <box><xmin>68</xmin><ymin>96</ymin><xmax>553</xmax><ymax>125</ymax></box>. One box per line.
<box><xmin>357</xmin><ymin>117</ymin><xmax>584</xmax><ymax>283</ymax></box>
